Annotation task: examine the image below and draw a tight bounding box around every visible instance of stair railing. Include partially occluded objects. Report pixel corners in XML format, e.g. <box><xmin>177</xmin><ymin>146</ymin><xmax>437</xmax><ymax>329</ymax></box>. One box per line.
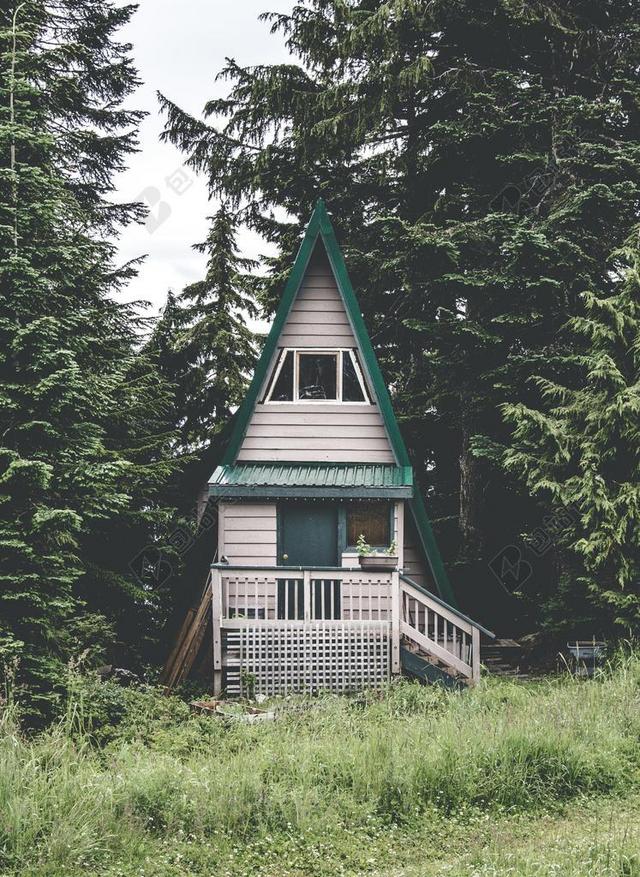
<box><xmin>399</xmin><ymin>574</ymin><xmax>493</xmax><ymax>683</ymax></box>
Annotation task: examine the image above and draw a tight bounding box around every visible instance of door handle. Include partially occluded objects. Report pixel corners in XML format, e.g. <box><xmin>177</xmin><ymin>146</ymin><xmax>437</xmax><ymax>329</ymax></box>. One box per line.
<box><xmin>282</xmin><ymin>553</ymin><xmax>289</xmax><ymax>561</ymax></box>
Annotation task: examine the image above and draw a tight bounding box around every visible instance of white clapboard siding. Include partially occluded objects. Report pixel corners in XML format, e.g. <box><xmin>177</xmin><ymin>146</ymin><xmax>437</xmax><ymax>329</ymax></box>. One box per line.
<box><xmin>241</xmin><ymin>436</ymin><xmax>392</xmax><ymax>451</ymax></box>
<box><xmin>239</xmin><ymin>404</ymin><xmax>394</xmax><ymax>463</ymax></box>
<box><xmin>237</xmin><ymin>243</ymin><xmax>395</xmax><ymax>464</ymax></box>
<box><xmin>220</xmin><ymin>502</ymin><xmax>277</xmax><ymax>566</ymax></box>
<box><xmin>279</xmin><ymin>255</ymin><xmax>354</xmax><ymax>347</ymax></box>
<box><xmin>238</xmin><ymin>447</ymin><xmax>395</xmax><ymax>463</ymax></box>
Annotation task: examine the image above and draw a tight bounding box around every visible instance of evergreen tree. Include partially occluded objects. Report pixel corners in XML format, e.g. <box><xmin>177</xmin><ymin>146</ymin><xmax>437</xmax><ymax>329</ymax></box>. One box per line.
<box><xmin>146</xmin><ymin>207</ymin><xmax>257</xmax><ymax>457</ymax></box>
<box><xmin>503</xmin><ymin>241</ymin><xmax>640</xmax><ymax>632</ymax></box>
<box><xmin>174</xmin><ymin>206</ymin><xmax>257</xmax><ymax>451</ymax></box>
<box><xmin>144</xmin><ymin>209</ymin><xmax>258</xmax><ymax>522</ymax></box>
<box><xmin>142</xmin><ymin>209</ymin><xmax>257</xmax><ymax>638</ymax></box>
<box><xmin>160</xmin><ymin>0</ymin><xmax>640</xmax><ymax>622</ymax></box>
<box><xmin>0</xmin><ymin>1</ymin><xmax>176</xmax><ymax>715</ymax></box>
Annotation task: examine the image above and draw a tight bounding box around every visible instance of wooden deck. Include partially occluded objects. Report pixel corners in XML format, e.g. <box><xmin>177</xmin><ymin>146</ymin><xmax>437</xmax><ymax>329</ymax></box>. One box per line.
<box><xmin>210</xmin><ymin>565</ymin><xmax>484</xmax><ymax>696</ymax></box>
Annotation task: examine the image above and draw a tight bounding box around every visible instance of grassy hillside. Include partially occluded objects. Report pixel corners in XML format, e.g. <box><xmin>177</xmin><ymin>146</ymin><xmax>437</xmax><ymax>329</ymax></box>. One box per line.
<box><xmin>1</xmin><ymin>657</ymin><xmax>639</xmax><ymax>876</ymax></box>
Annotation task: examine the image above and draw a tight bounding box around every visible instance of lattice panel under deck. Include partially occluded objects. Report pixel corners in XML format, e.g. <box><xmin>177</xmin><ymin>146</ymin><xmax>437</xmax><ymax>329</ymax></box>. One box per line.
<box><xmin>223</xmin><ymin>623</ymin><xmax>390</xmax><ymax>697</ymax></box>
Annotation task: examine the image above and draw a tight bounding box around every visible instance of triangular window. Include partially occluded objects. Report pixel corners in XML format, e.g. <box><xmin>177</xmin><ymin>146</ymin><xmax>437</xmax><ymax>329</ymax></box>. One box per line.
<box><xmin>264</xmin><ymin>348</ymin><xmax>370</xmax><ymax>404</ymax></box>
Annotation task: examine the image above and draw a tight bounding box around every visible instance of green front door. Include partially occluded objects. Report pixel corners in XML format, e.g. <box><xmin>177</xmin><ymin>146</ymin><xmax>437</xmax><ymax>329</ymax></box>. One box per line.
<box><xmin>279</xmin><ymin>503</ymin><xmax>339</xmax><ymax>567</ymax></box>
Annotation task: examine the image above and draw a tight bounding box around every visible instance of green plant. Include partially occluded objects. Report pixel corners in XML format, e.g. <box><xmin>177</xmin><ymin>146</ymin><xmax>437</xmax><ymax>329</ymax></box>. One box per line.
<box><xmin>356</xmin><ymin>533</ymin><xmax>372</xmax><ymax>556</ymax></box>
<box><xmin>357</xmin><ymin>535</ymin><xmax>398</xmax><ymax>557</ymax></box>
<box><xmin>239</xmin><ymin>668</ymin><xmax>256</xmax><ymax>700</ymax></box>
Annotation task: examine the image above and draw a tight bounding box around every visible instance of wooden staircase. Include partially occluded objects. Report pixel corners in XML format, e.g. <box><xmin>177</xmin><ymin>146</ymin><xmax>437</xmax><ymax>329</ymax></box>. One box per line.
<box><xmin>398</xmin><ymin>574</ymin><xmax>494</xmax><ymax>686</ymax></box>
<box><xmin>400</xmin><ymin>644</ymin><xmax>463</xmax><ymax>689</ymax></box>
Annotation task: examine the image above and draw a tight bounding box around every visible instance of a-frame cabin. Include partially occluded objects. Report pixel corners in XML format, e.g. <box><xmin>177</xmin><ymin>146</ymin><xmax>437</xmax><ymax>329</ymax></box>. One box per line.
<box><xmin>181</xmin><ymin>200</ymin><xmax>491</xmax><ymax>696</ymax></box>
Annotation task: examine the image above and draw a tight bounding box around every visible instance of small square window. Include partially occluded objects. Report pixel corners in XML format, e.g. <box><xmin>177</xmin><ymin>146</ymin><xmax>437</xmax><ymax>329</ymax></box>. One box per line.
<box><xmin>347</xmin><ymin>502</ymin><xmax>390</xmax><ymax>547</ymax></box>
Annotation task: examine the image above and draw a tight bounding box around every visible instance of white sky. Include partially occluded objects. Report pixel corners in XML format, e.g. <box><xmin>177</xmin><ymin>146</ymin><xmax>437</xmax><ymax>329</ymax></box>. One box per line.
<box><xmin>115</xmin><ymin>0</ymin><xmax>294</xmax><ymax>317</ymax></box>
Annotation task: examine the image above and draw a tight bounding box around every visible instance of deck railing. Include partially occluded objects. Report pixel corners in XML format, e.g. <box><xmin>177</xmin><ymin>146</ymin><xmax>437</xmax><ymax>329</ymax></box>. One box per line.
<box><xmin>212</xmin><ymin>565</ymin><xmax>395</xmax><ymax>624</ymax></box>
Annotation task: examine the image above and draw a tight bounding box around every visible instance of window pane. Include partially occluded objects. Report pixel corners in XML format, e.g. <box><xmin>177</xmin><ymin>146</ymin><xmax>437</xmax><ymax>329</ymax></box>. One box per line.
<box><xmin>347</xmin><ymin>502</ymin><xmax>390</xmax><ymax>546</ymax></box>
<box><xmin>269</xmin><ymin>350</ymin><xmax>293</xmax><ymax>401</ymax></box>
<box><xmin>298</xmin><ymin>353</ymin><xmax>337</xmax><ymax>400</ymax></box>
<box><xmin>342</xmin><ymin>351</ymin><xmax>366</xmax><ymax>402</ymax></box>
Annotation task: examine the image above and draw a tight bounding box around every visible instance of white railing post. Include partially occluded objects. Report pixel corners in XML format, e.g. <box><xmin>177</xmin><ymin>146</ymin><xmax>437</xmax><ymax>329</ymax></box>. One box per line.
<box><xmin>472</xmin><ymin>625</ymin><xmax>481</xmax><ymax>685</ymax></box>
<box><xmin>211</xmin><ymin>568</ymin><xmax>223</xmax><ymax>695</ymax></box>
<box><xmin>391</xmin><ymin>570</ymin><xmax>401</xmax><ymax>674</ymax></box>
<box><xmin>303</xmin><ymin>569</ymin><xmax>311</xmax><ymax>621</ymax></box>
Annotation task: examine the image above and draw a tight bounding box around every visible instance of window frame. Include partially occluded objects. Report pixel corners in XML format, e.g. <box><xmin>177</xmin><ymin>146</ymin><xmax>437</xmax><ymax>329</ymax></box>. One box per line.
<box><xmin>341</xmin><ymin>502</ymin><xmax>394</xmax><ymax>552</ymax></box>
<box><xmin>263</xmin><ymin>347</ymin><xmax>370</xmax><ymax>405</ymax></box>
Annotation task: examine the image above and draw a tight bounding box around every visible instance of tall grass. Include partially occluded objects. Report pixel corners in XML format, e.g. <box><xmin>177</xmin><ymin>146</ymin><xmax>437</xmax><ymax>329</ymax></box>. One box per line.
<box><xmin>1</xmin><ymin>655</ymin><xmax>639</xmax><ymax>876</ymax></box>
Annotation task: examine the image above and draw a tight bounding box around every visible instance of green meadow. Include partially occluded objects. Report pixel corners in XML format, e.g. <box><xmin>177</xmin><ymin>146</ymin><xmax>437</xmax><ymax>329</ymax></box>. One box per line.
<box><xmin>1</xmin><ymin>657</ymin><xmax>639</xmax><ymax>876</ymax></box>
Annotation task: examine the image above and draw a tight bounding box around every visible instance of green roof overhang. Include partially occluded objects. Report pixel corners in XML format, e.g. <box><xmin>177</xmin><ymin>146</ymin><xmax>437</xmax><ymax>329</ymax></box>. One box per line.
<box><xmin>209</xmin><ymin>463</ymin><xmax>413</xmax><ymax>500</ymax></box>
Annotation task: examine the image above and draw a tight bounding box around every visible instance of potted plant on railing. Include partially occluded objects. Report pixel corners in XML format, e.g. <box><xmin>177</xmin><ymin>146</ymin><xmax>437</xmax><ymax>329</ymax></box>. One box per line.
<box><xmin>356</xmin><ymin>535</ymin><xmax>398</xmax><ymax>571</ymax></box>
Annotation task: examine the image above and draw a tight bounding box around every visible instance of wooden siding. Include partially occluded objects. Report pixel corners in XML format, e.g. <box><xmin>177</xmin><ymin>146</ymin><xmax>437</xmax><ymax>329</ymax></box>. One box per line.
<box><xmin>402</xmin><ymin>511</ymin><xmax>432</xmax><ymax>591</ymax></box>
<box><xmin>238</xmin><ymin>404</ymin><xmax>394</xmax><ymax>463</ymax></box>
<box><xmin>279</xmin><ymin>249</ymin><xmax>355</xmax><ymax>348</ymax></box>
<box><xmin>237</xmin><ymin>245</ymin><xmax>395</xmax><ymax>464</ymax></box>
<box><xmin>220</xmin><ymin>502</ymin><xmax>277</xmax><ymax>566</ymax></box>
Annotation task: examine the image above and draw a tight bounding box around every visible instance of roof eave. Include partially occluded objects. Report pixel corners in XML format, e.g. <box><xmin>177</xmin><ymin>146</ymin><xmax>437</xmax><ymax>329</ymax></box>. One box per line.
<box><xmin>209</xmin><ymin>484</ymin><xmax>414</xmax><ymax>500</ymax></box>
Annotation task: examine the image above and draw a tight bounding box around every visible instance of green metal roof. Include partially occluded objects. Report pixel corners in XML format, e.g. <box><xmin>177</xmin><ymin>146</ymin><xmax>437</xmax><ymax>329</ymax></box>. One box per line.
<box><xmin>209</xmin><ymin>463</ymin><xmax>413</xmax><ymax>499</ymax></box>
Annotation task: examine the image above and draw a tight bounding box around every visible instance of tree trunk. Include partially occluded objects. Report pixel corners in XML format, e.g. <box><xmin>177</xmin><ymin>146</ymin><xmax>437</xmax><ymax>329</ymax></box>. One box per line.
<box><xmin>459</xmin><ymin>401</ymin><xmax>485</xmax><ymax>562</ymax></box>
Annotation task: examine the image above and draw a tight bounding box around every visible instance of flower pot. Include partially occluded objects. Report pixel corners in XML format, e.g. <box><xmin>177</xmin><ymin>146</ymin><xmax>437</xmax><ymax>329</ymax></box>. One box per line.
<box><xmin>358</xmin><ymin>554</ymin><xmax>398</xmax><ymax>571</ymax></box>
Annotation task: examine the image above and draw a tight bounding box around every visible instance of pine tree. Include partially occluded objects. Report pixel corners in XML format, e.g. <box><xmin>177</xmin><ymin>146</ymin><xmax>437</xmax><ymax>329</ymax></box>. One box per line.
<box><xmin>174</xmin><ymin>206</ymin><xmax>257</xmax><ymax>451</ymax></box>
<box><xmin>147</xmin><ymin>207</ymin><xmax>257</xmax><ymax>456</ymax></box>
<box><xmin>503</xmin><ymin>241</ymin><xmax>640</xmax><ymax>632</ymax></box>
<box><xmin>0</xmin><ymin>1</ymin><xmax>176</xmax><ymax>715</ymax></box>
<box><xmin>160</xmin><ymin>0</ymin><xmax>640</xmax><ymax>620</ymax></box>
<box><xmin>141</xmin><ymin>209</ymin><xmax>257</xmax><ymax>638</ymax></box>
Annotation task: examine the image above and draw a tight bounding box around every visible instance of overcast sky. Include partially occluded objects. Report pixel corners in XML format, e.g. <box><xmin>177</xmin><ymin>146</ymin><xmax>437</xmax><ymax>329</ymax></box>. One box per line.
<box><xmin>115</xmin><ymin>0</ymin><xmax>294</xmax><ymax>317</ymax></box>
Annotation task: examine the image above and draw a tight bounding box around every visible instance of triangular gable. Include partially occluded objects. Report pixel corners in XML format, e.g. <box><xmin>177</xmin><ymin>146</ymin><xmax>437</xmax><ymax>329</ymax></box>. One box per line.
<box><xmin>219</xmin><ymin>199</ymin><xmax>457</xmax><ymax>606</ymax></box>
<box><xmin>222</xmin><ymin>199</ymin><xmax>408</xmax><ymax>467</ymax></box>
<box><xmin>236</xmin><ymin>241</ymin><xmax>395</xmax><ymax>463</ymax></box>
<box><xmin>278</xmin><ymin>242</ymin><xmax>360</xmax><ymax>350</ymax></box>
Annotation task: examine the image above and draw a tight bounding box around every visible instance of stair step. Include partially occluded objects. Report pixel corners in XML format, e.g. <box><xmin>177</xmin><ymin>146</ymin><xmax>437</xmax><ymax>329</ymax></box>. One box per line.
<box><xmin>400</xmin><ymin>645</ymin><xmax>466</xmax><ymax>689</ymax></box>
<box><xmin>400</xmin><ymin>636</ymin><xmax>463</xmax><ymax>677</ymax></box>
<box><xmin>482</xmin><ymin>637</ymin><xmax>524</xmax><ymax>676</ymax></box>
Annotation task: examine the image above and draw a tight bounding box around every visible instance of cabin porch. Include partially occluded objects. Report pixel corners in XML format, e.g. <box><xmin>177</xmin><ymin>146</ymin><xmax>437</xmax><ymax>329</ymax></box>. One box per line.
<box><xmin>211</xmin><ymin>564</ymin><xmax>486</xmax><ymax>696</ymax></box>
